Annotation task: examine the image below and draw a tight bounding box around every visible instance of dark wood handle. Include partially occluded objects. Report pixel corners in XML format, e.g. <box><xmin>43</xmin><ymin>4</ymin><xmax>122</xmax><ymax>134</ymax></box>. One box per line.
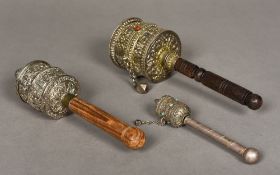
<box><xmin>68</xmin><ymin>97</ymin><xmax>145</xmax><ymax>149</ymax></box>
<box><xmin>174</xmin><ymin>58</ymin><xmax>262</xmax><ymax>110</ymax></box>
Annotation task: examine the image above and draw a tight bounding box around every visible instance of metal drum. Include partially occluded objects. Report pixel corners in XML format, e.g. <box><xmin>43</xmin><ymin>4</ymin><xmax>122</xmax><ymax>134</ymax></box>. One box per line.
<box><xmin>15</xmin><ymin>60</ymin><xmax>79</xmax><ymax>119</ymax></box>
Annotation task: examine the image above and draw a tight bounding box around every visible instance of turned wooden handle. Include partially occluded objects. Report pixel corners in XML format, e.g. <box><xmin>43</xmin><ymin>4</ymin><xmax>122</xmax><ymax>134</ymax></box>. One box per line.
<box><xmin>68</xmin><ymin>97</ymin><xmax>145</xmax><ymax>149</ymax></box>
<box><xmin>174</xmin><ymin>58</ymin><xmax>262</xmax><ymax>110</ymax></box>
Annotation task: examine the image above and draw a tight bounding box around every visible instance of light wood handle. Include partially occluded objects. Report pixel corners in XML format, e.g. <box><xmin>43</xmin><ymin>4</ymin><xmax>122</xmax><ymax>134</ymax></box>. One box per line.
<box><xmin>68</xmin><ymin>97</ymin><xmax>145</xmax><ymax>149</ymax></box>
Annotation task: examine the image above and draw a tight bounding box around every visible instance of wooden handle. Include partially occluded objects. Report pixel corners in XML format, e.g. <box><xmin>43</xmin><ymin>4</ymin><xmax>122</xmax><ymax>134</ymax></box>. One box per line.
<box><xmin>174</xmin><ymin>58</ymin><xmax>262</xmax><ymax>110</ymax></box>
<box><xmin>68</xmin><ymin>97</ymin><xmax>145</xmax><ymax>149</ymax></box>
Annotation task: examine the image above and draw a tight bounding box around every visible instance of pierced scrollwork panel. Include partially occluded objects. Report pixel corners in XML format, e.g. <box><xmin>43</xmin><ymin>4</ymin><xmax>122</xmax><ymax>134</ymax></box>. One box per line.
<box><xmin>110</xmin><ymin>17</ymin><xmax>181</xmax><ymax>82</ymax></box>
<box><xmin>15</xmin><ymin>60</ymin><xmax>79</xmax><ymax>119</ymax></box>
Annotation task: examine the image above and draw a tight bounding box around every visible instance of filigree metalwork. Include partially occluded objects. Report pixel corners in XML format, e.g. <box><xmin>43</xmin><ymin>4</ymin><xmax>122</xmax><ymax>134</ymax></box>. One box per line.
<box><xmin>155</xmin><ymin>95</ymin><xmax>191</xmax><ymax>127</ymax></box>
<box><xmin>15</xmin><ymin>60</ymin><xmax>79</xmax><ymax>119</ymax></box>
<box><xmin>110</xmin><ymin>17</ymin><xmax>181</xmax><ymax>82</ymax></box>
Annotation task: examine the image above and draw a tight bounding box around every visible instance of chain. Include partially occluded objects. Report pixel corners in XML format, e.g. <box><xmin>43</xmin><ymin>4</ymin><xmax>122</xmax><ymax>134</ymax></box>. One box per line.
<box><xmin>134</xmin><ymin>117</ymin><xmax>167</xmax><ymax>126</ymax></box>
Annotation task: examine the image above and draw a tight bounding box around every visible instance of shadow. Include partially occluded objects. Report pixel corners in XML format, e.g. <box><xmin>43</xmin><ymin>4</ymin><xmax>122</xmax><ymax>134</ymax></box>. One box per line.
<box><xmin>88</xmin><ymin>38</ymin><xmax>128</xmax><ymax>76</ymax></box>
<box><xmin>122</xmin><ymin>101</ymin><xmax>159</xmax><ymax>150</ymax></box>
<box><xmin>78</xmin><ymin>78</ymin><xmax>95</xmax><ymax>100</ymax></box>
<box><xmin>2</xmin><ymin>75</ymin><xmax>20</xmax><ymax>103</ymax></box>
<box><xmin>168</xmin><ymin>76</ymin><xmax>247</xmax><ymax>114</ymax></box>
<box><xmin>181</xmin><ymin>43</ymin><xmax>196</xmax><ymax>61</ymax></box>
<box><xmin>139</xmin><ymin>133</ymin><xmax>157</xmax><ymax>152</ymax></box>
<box><xmin>144</xmin><ymin>101</ymin><xmax>157</xmax><ymax>117</ymax></box>
<box><xmin>65</xmin><ymin>114</ymin><xmax>155</xmax><ymax>152</ymax></box>
<box><xmin>1</xmin><ymin>75</ymin><xmax>49</xmax><ymax>120</ymax></box>
<box><xmin>65</xmin><ymin>114</ymin><xmax>130</xmax><ymax>152</ymax></box>
<box><xmin>85</xmin><ymin>37</ymin><xmax>133</xmax><ymax>92</ymax></box>
<box><xmin>255</xmin><ymin>98</ymin><xmax>270</xmax><ymax>114</ymax></box>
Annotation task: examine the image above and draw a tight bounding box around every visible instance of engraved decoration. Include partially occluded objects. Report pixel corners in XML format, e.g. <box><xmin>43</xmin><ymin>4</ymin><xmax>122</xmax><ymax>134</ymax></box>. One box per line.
<box><xmin>154</xmin><ymin>95</ymin><xmax>260</xmax><ymax>164</ymax></box>
<box><xmin>15</xmin><ymin>60</ymin><xmax>79</xmax><ymax>119</ymax></box>
<box><xmin>110</xmin><ymin>17</ymin><xmax>181</xmax><ymax>82</ymax></box>
<box><xmin>155</xmin><ymin>95</ymin><xmax>191</xmax><ymax>127</ymax></box>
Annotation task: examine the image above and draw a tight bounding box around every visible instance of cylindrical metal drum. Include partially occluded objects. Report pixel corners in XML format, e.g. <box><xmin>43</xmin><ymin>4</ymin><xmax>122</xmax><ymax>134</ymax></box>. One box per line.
<box><xmin>155</xmin><ymin>95</ymin><xmax>191</xmax><ymax>127</ymax></box>
<box><xmin>110</xmin><ymin>17</ymin><xmax>181</xmax><ymax>82</ymax></box>
<box><xmin>15</xmin><ymin>60</ymin><xmax>79</xmax><ymax>119</ymax></box>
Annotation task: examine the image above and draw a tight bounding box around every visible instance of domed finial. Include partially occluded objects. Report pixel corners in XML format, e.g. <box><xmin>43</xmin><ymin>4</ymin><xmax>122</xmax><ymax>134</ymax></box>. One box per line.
<box><xmin>246</xmin><ymin>94</ymin><xmax>263</xmax><ymax>110</ymax></box>
<box><xmin>243</xmin><ymin>148</ymin><xmax>260</xmax><ymax>164</ymax></box>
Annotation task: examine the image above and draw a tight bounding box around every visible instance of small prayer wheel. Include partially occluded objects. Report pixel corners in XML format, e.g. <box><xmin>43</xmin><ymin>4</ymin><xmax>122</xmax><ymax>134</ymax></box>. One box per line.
<box><xmin>135</xmin><ymin>95</ymin><xmax>260</xmax><ymax>164</ymax></box>
<box><xmin>16</xmin><ymin>60</ymin><xmax>145</xmax><ymax>149</ymax></box>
